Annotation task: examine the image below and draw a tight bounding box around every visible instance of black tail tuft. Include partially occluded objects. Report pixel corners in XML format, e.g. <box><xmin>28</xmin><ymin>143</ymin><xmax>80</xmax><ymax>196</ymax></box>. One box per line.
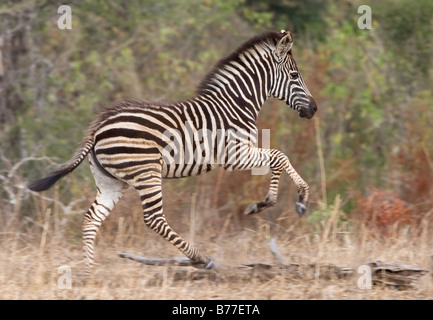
<box><xmin>28</xmin><ymin>170</ymin><xmax>68</xmax><ymax>192</ymax></box>
<box><xmin>28</xmin><ymin>130</ymin><xmax>94</xmax><ymax>192</ymax></box>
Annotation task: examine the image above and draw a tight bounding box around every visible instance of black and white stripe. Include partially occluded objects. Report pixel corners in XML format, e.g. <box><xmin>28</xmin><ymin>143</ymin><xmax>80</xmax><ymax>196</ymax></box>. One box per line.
<box><xmin>28</xmin><ymin>30</ymin><xmax>317</xmax><ymax>275</ymax></box>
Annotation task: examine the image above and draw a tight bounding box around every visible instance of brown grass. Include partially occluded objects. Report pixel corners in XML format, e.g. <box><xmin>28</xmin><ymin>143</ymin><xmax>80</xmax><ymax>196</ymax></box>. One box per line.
<box><xmin>1</xmin><ymin>184</ymin><xmax>432</xmax><ymax>300</ymax></box>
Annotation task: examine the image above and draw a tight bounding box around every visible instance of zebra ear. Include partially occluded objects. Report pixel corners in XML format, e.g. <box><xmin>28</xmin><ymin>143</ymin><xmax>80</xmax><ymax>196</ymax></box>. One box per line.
<box><xmin>275</xmin><ymin>31</ymin><xmax>293</xmax><ymax>59</ymax></box>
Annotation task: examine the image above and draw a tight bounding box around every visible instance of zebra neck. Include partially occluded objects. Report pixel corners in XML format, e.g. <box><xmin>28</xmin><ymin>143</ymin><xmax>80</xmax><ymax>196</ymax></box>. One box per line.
<box><xmin>194</xmin><ymin>57</ymin><xmax>273</xmax><ymax>122</ymax></box>
<box><xmin>196</xmin><ymin>92</ymin><xmax>270</xmax><ymax>129</ymax></box>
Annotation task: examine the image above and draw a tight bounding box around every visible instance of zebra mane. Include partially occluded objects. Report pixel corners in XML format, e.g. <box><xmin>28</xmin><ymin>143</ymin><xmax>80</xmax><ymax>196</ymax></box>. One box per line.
<box><xmin>91</xmin><ymin>32</ymin><xmax>284</xmax><ymax>128</ymax></box>
<box><xmin>196</xmin><ymin>31</ymin><xmax>283</xmax><ymax>96</ymax></box>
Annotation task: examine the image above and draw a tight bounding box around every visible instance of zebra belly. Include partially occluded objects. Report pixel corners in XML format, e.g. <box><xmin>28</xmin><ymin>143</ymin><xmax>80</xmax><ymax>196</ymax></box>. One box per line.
<box><xmin>161</xmin><ymin>162</ymin><xmax>215</xmax><ymax>178</ymax></box>
<box><xmin>93</xmin><ymin>141</ymin><xmax>215</xmax><ymax>181</ymax></box>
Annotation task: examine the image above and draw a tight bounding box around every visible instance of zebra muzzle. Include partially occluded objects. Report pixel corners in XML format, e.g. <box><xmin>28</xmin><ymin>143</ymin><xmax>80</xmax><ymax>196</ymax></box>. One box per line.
<box><xmin>297</xmin><ymin>96</ymin><xmax>317</xmax><ymax>119</ymax></box>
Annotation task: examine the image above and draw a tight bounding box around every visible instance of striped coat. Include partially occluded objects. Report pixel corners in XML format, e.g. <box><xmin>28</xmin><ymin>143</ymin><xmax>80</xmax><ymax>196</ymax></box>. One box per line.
<box><xmin>29</xmin><ymin>30</ymin><xmax>317</xmax><ymax>275</ymax></box>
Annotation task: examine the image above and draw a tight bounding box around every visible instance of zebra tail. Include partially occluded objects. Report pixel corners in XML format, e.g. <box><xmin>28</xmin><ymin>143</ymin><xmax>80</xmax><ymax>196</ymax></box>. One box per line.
<box><xmin>28</xmin><ymin>137</ymin><xmax>94</xmax><ymax>192</ymax></box>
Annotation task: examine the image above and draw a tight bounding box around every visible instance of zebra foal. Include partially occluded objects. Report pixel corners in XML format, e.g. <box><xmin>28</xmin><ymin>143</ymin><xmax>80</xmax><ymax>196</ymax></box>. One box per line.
<box><xmin>29</xmin><ymin>29</ymin><xmax>317</xmax><ymax>275</ymax></box>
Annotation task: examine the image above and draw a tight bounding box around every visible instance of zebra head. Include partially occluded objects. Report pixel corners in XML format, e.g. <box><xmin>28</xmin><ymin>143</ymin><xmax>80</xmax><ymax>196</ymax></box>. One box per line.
<box><xmin>271</xmin><ymin>30</ymin><xmax>317</xmax><ymax>119</ymax></box>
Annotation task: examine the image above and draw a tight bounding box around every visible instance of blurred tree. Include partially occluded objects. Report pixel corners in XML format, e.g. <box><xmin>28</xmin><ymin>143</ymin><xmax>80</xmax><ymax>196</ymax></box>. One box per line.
<box><xmin>1</xmin><ymin>0</ymin><xmax>432</xmax><ymax>228</ymax></box>
<box><xmin>375</xmin><ymin>0</ymin><xmax>433</xmax><ymax>86</ymax></box>
<box><xmin>239</xmin><ymin>0</ymin><xmax>328</xmax><ymax>41</ymax></box>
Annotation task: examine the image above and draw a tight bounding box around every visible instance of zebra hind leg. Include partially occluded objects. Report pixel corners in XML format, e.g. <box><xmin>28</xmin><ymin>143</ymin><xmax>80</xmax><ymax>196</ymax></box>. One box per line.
<box><xmin>82</xmin><ymin>155</ymin><xmax>128</xmax><ymax>279</ymax></box>
<box><xmin>135</xmin><ymin>172</ymin><xmax>215</xmax><ymax>269</ymax></box>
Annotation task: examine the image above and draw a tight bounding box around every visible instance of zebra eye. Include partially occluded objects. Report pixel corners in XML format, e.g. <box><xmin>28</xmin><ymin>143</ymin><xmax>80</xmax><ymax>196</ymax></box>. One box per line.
<box><xmin>290</xmin><ymin>72</ymin><xmax>299</xmax><ymax>79</ymax></box>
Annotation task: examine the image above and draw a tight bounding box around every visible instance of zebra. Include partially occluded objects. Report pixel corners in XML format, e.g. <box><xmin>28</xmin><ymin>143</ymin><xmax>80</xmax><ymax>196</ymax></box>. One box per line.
<box><xmin>28</xmin><ymin>29</ymin><xmax>317</xmax><ymax>275</ymax></box>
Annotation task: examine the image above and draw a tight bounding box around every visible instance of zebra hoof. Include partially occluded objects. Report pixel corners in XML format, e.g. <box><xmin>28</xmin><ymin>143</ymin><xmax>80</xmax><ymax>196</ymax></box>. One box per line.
<box><xmin>244</xmin><ymin>203</ymin><xmax>258</xmax><ymax>215</ymax></box>
<box><xmin>205</xmin><ymin>260</ymin><xmax>216</xmax><ymax>270</ymax></box>
<box><xmin>296</xmin><ymin>202</ymin><xmax>307</xmax><ymax>216</ymax></box>
<box><xmin>192</xmin><ymin>257</ymin><xmax>216</xmax><ymax>270</ymax></box>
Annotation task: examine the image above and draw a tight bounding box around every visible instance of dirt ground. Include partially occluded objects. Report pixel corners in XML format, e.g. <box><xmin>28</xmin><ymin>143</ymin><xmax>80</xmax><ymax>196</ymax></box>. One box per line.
<box><xmin>0</xmin><ymin>183</ymin><xmax>431</xmax><ymax>301</ymax></box>
<box><xmin>1</xmin><ymin>217</ymin><xmax>432</xmax><ymax>300</ymax></box>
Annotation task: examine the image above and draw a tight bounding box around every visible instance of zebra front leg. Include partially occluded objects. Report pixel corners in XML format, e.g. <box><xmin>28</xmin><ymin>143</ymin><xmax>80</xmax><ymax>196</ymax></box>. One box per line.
<box><xmin>245</xmin><ymin>167</ymin><xmax>282</xmax><ymax>215</ymax></box>
<box><xmin>286</xmin><ymin>158</ymin><xmax>310</xmax><ymax>216</ymax></box>
<box><xmin>135</xmin><ymin>172</ymin><xmax>215</xmax><ymax>269</ymax></box>
<box><xmin>244</xmin><ymin>148</ymin><xmax>309</xmax><ymax>216</ymax></box>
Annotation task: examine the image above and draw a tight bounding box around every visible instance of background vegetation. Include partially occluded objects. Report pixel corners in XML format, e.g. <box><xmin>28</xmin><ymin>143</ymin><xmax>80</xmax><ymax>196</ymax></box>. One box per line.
<box><xmin>0</xmin><ymin>0</ymin><xmax>432</xmax><ymax>299</ymax></box>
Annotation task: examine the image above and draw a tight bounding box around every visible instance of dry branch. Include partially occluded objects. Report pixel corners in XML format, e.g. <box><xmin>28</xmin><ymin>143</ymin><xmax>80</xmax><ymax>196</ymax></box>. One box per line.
<box><xmin>118</xmin><ymin>253</ymin><xmax>192</xmax><ymax>267</ymax></box>
<box><xmin>268</xmin><ymin>237</ymin><xmax>287</xmax><ymax>265</ymax></box>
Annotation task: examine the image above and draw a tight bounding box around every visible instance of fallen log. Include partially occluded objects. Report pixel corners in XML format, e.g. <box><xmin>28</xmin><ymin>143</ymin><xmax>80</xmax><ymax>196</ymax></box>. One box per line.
<box><xmin>367</xmin><ymin>260</ymin><xmax>428</xmax><ymax>289</ymax></box>
<box><xmin>118</xmin><ymin>238</ymin><xmax>428</xmax><ymax>289</ymax></box>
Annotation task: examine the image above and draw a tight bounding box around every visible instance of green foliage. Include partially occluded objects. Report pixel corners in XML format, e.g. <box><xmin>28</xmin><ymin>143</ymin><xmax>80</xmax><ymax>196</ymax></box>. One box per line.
<box><xmin>376</xmin><ymin>0</ymin><xmax>433</xmax><ymax>80</ymax></box>
<box><xmin>240</xmin><ymin>0</ymin><xmax>328</xmax><ymax>40</ymax></box>
<box><xmin>1</xmin><ymin>0</ymin><xmax>432</xmax><ymax>224</ymax></box>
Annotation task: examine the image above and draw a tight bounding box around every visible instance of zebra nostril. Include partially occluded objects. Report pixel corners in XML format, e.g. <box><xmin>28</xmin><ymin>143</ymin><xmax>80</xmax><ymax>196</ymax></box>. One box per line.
<box><xmin>308</xmin><ymin>96</ymin><xmax>317</xmax><ymax>114</ymax></box>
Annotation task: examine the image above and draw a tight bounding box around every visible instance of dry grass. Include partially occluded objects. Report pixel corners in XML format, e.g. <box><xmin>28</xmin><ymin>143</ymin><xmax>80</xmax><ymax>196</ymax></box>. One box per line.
<box><xmin>1</xmin><ymin>188</ymin><xmax>432</xmax><ymax>300</ymax></box>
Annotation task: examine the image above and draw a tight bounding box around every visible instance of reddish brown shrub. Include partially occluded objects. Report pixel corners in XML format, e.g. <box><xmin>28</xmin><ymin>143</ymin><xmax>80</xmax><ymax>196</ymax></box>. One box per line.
<box><xmin>357</xmin><ymin>188</ymin><xmax>417</xmax><ymax>237</ymax></box>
